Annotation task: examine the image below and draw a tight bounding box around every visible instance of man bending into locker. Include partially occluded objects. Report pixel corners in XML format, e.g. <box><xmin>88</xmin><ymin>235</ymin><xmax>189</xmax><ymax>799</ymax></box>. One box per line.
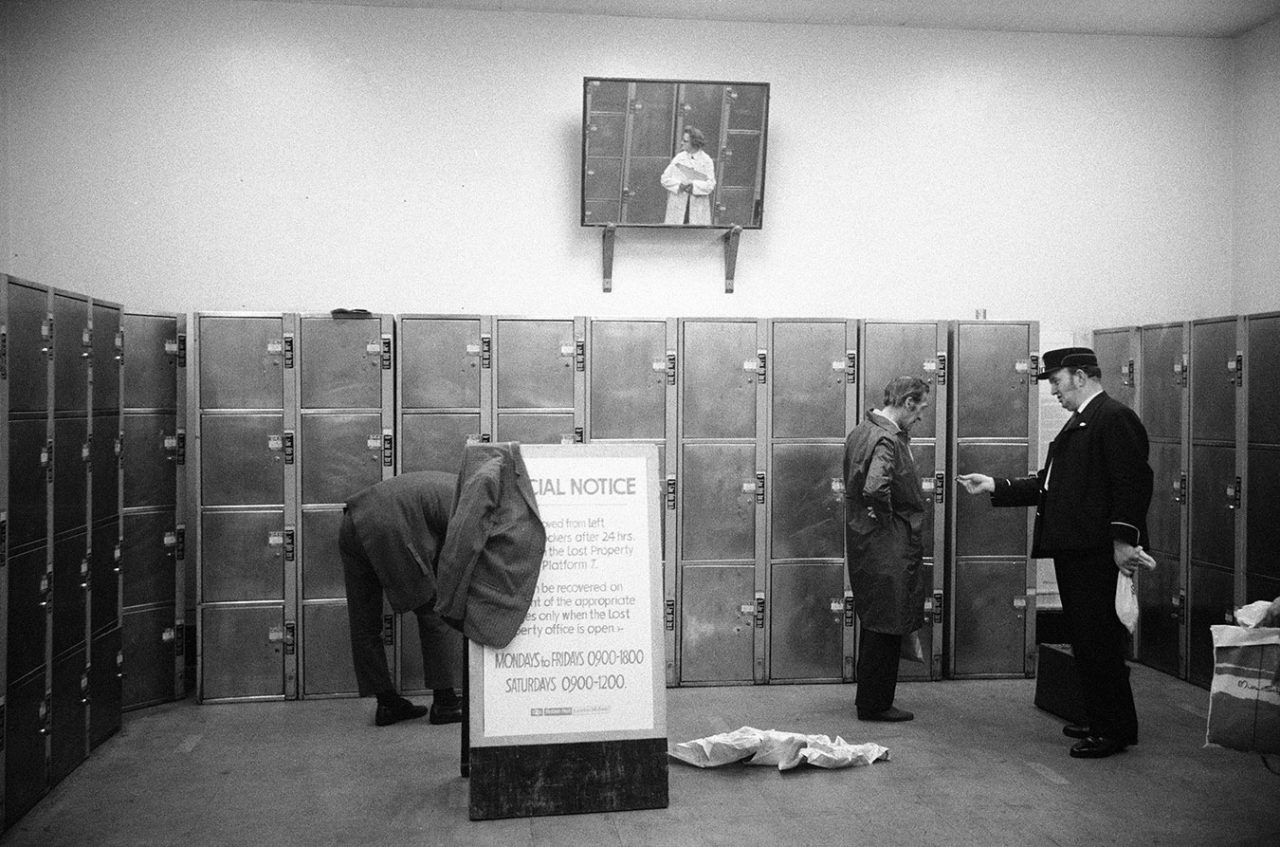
<box><xmin>339</xmin><ymin>471</ymin><xmax>463</xmax><ymax>726</ymax></box>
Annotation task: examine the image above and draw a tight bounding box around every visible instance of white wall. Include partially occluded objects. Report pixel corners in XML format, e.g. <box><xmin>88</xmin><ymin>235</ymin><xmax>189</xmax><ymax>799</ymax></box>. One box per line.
<box><xmin>0</xmin><ymin>0</ymin><xmax>1248</xmax><ymax>337</ymax></box>
<box><xmin>1233</xmin><ymin>15</ymin><xmax>1280</xmax><ymax>315</ymax></box>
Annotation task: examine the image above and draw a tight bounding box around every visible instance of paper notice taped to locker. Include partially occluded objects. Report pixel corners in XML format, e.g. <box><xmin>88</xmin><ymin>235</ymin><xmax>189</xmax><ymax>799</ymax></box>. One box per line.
<box><xmin>669</xmin><ymin>726</ymin><xmax>889</xmax><ymax>771</ymax></box>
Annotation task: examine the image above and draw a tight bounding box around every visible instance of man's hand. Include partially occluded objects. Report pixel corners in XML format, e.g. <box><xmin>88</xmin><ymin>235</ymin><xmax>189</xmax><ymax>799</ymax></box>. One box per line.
<box><xmin>1113</xmin><ymin>541</ymin><xmax>1140</xmax><ymax>576</ymax></box>
<box><xmin>956</xmin><ymin>473</ymin><xmax>994</xmax><ymax>495</ymax></box>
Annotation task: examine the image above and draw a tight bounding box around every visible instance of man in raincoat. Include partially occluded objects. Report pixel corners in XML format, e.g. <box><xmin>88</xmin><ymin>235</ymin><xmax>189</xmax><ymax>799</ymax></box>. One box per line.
<box><xmin>844</xmin><ymin>376</ymin><xmax>931</xmax><ymax>722</ymax></box>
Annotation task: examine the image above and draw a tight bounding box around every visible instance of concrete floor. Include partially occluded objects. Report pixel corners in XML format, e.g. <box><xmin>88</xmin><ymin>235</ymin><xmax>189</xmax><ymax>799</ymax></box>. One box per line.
<box><xmin>3</xmin><ymin>664</ymin><xmax>1278</xmax><ymax>847</ymax></box>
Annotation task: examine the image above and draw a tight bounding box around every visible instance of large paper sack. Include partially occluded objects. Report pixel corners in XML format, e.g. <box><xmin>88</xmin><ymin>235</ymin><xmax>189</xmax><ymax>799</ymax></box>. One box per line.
<box><xmin>1205</xmin><ymin>625</ymin><xmax>1280</xmax><ymax>754</ymax></box>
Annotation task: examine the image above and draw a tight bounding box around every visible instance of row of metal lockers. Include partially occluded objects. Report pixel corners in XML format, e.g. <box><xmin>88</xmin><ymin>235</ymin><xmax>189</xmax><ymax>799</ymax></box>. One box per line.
<box><xmin>188</xmin><ymin>311</ymin><xmax>1043</xmax><ymax>704</ymax></box>
<box><xmin>1</xmin><ymin>275</ymin><xmax>190</xmax><ymax>830</ymax></box>
<box><xmin>1092</xmin><ymin>314</ymin><xmax>1280</xmax><ymax>689</ymax></box>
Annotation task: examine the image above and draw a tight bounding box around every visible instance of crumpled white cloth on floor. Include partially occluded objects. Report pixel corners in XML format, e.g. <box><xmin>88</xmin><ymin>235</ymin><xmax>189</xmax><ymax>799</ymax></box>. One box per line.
<box><xmin>669</xmin><ymin>726</ymin><xmax>890</xmax><ymax>771</ymax></box>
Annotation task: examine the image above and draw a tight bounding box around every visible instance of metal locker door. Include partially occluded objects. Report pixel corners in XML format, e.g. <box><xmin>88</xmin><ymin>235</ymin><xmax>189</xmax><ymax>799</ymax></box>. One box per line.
<box><xmin>52</xmin><ymin>531</ymin><xmax>88</xmax><ymax>660</ymax></box>
<box><xmin>1139</xmin><ymin>323</ymin><xmax>1187</xmax><ymax>442</ymax></box>
<box><xmin>4</xmin><ymin>671</ymin><xmax>50</xmax><ymax>822</ymax></box>
<box><xmin>400</xmin><ymin>412</ymin><xmax>482</xmax><ymax>473</ymax></box>
<box><xmin>770</xmin><ymin>321</ymin><xmax>848</xmax><ymax>440</ymax></box>
<box><xmin>298</xmin><ymin>315</ymin><xmax>385</xmax><ymax>410</ymax></box>
<box><xmin>8</xmin><ymin>417</ymin><xmax>49</xmax><ymax>550</ymax></box>
<box><xmin>1190</xmin><ymin>318</ymin><xmax>1239</xmax><ymax>444</ymax></box>
<box><xmin>861</xmin><ymin>322</ymin><xmax>945</xmax><ymax>441</ymax></box>
<box><xmin>899</xmin><ymin>441</ymin><xmax>939</xmax><ymax>683</ymax></box>
<box><xmin>587</xmin><ymin>319</ymin><xmax>667</xmax><ymax>441</ymax></box>
<box><xmin>1187</xmin><ymin>563</ymin><xmax>1234</xmax><ymax>688</ymax></box>
<box><xmin>770</xmin><ymin>444</ymin><xmax>844</xmax><ymax>561</ymax></box>
<box><xmin>713</xmin><ymin>83</ymin><xmax>768</xmax><ymax>228</ymax></box>
<box><xmin>682</xmin><ymin>444</ymin><xmax>757</xmax><ymax>561</ymax></box>
<box><xmin>300</xmin><ymin>509</ymin><xmax>346</xmax><ymax>601</ymax></box>
<box><xmin>123</xmin><ymin>413</ymin><xmax>178</xmax><ymax>508</ymax></box>
<box><xmin>495</xmin><ymin>318</ymin><xmax>576</xmax><ymax>410</ymax></box>
<box><xmin>49</xmin><ymin>647</ymin><xmax>87</xmax><ymax>786</ymax></box>
<box><xmin>1092</xmin><ymin>327</ymin><xmax>1137</xmax><ymax>411</ymax></box>
<box><xmin>200</xmin><ymin>511</ymin><xmax>286</xmax><ymax>602</ymax></box>
<box><xmin>679</xmin><ymin>564</ymin><xmax>756</xmax><ymax>684</ymax></box>
<box><xmin>91</xmin><ymin>520</ymin><xmax>120</xmax><ymax>636</ymax></box>
<box><xmin>53</xmin><ymin>416</ymin><xmax>89</xmax><ymax>535</ymax></box>
<box><xmin>53</xmin><ymin>292</ymin><xmax>89</xmax><ymax>414</ymax></box>
<box><xmin>622</xmin><ymin>81</ymin><xmax>679</xmax><ymax>224</ymax></box>
<box><xmin>122</xmin><ymin>313</ymin><xmax>180</xmax><ymax>410</ymax></box>
<box><xmin>299</xmin><ymin>412</ymin><xmax>383</xmax><ymax>505</ymax></box>
<box><xmin>681</xmin><ymin>320</ymin><xmax>758</xmax><ymax>439</ymax></box>
<box><xmin>89</xmin><ymin>627</ymin><xmax>123</xmax><ymax>748</ymax></box>
<box><xmin>199</xmin><ymin>413</ymin><xmax>286</xmax><ymax>506</ymax></box>
<box><xmin>583</xmin><ymin>79</ymin><xmax>628</xmax><ymax>225</ymax></box>
<box><xmin>121</xmin><ymin>511</ymin><xmax>176</xmax><ymax>608</ymax></box>
<box><xmin>954</xmin><ymin>443</ymin><xmax>1029</xmax><ymax>557</ymax></box>
<box><xmin>1137</xmin><ymin>549</ymin><xmax>1181</xmax><ymax>676</ymax></box>
<box><xmin>952</xmin><ymin>559</ymin><xmax>1027</xmax><ymax>677</ymax></box>
<box><xmin>122</xmin><ymin>606</ymin><xmax>178</xmax><ymax>710</ymax></box>
<box><xmin>200</xmin><ymin>605</ymin><xmax>286</xmax><ymax>700</ymax></box>
<box><xmin>1190</xmin><ymin>445</ymin><xmax>1236</xmax><ymax>570</ymax></box>
<box><xmin>91</xmin><ymin>301</ymin><xmax>122</xmax><ymax>413</ymax></box>
<box><xmin>399</xmin><ymin>315</ymin><xmax>487</xmax><ymax>473</ymax></box>
<box><xmin>1147</xmin><ymin>442</ymin><xmax>1185</xmax><ymax>556</ymax></box>
<box><xmin>952</xmin><ymin>323</ymin><xmax>1032</xmax><ymax>439</ymax></box>
<box><xmin>5</xmin><ymin>278</ymin><xmax>51</xmax><ymax>415</ymax></box>
<box><xmin>1247</xmin><ymin>314</ymin><xmax>1280</xmax><ymax>444</ymax></box>
<box><xmin>197</xmin><ymin>316</ymin><xmax>287</xmax><ymax>409</ymax></box>
<box><xmin>6</xmin><ymin>545</ymin><xmax>48</xmax><ymax>683</ymax></box>
<box><xmin>302</xmin><ymin>603</ymin><xmax>358</xmax><ymax>696</ymax></box>
<box><xmin>769</xmin><ymin>563</ymin><xmax>844</xmax><ymax>682</ymax></box>
<box><xmin>495</xmin><ymin>413</ymin><xmax>577</xmax><ymax>445</ymax></box>
<box><xmin>91</xmin><ymin>413</ymin><xmax>120</xmax><ymax>525</ymax></box>
<box><xmin>1247</xmin><ymin>447</ymin><xmax>1280</xmax><ymax>581</ymax></box>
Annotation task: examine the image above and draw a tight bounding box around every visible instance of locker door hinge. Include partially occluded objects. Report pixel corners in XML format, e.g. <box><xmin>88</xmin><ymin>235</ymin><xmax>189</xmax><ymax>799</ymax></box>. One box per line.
<box><xmin>0</xmin><ymin>323</ymin><xmax>7</xmax><ymax>381</ymax></box>
<box><xmin>844</xmin><ymin>350</ymin><xmax>857</xmax><ymax>383</ymax></box>
<box><xmin>383</xmin><ymin>613</ymin><xmax>395</xmax><ymax>646</ymax></box>
<box><xmin>282</xmin><ymin>430</ymin><xmax>295</xmax><ymax>464</ymax></box>
<box><xmin>282</xmin><ymin>333</ymin><xmax>295</xmax><ymax>369</ymax></box>
<box><xmin>480</xmin><ymin>333</ymin><xmax>492</xmax><ymax>369</ymax></box>
<box><xmin>575</xmin><ymin>338</ymin><xmax>586</xmax><ymax>372</ymax></box>
<box><xmin>380</xmin><ymin>334</ymin><xmax>393</xmax><ymax>370</ymax></box>
<box><xmin>933</xmin><ymin>473</ymin><xmax>946</xmax><ymax>504</ymax></box>
<box><xmin>283</xmin><ymin>527</ymin><xmax>296</xmax><ymax>561</ymax></box>
<box><xmin>755</xmin><ymin>471</ymin><xmax>766</xmax><ymax>504</ymax></box>
<box><xmin>666</xmin><ymin>350</ymin><xmax>677</xmax><ymax>385</ymax></box>
<box><xmin>933</xmin><ymin>590</ymin><xmax>944</xmax><ymax>623</ymax></box>
<box><xmin>1228</xmin><ymin>352</ymin><xmax>1242</xmax><ymax>387</ymax></box>
<box><xmin>176</xmin><ymin>333</ymin><xmax>187</xmax><ymax>368</ymax></box>
<box><xmin>1226</xmin><ymin>477</ymin><xmax>1241</xmax><ymax>510</ymax></box>
<box><xmin>665</xmin><ymin>475</ymin><xmax>677</xmax><ymax>510</ymax></box>
<box><xmin>283</xmin><ymin>621</ymin><xmax>296</xmax><ymax>655</ymax></box>
<box><xmin>174</xmin><ymin>525</ymin><xmax>185</xmax><ymax>561</ymax></box>
<box><xmin>664</xmin><ymin>599</ymin><xmax>675</xmax><ymax>631</ymax></box>
<box><xmin>756</xmin><ymin>349</ymin><xmax>767</xmax><ymax>384</ymax></box>
<box><xmin>843</xmin><ymin>592</ymin><xmax>856</xmax><ymax>628</ymax></box>
<box><xmin>754</xmin><ymin>591</ymin><xmax>766</xmax><ymax>629</ymax></box>
<box><xmin>381</xmin><ymin>429</ymin><xmax>394</xmax><ymax>467</ymax></box>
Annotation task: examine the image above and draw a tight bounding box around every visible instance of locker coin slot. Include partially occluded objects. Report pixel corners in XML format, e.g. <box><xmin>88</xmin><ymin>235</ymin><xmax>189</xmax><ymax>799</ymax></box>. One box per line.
<box><xmin>0</xmin><ymin>324</ymin><xmax>7</xmax><ymax>380</ymax></box>
<box><xmin>843</xmin><ymin>593</ymin><xmax>856</xmax><ymax>628</ymax></box>
<box><xmin>1228</xmin><ymin>352</ymin><xmax>1242</xmax><ymax>386</ymax></box>
<box><xmin>575</xmin><ymin>338</ymin><xmax>586</xmax><ymax>372</ymax></box>
<box><xmin>844</xmin><ymin>350</ymin><xmax>857</xmax><ymax>382</ymax></box>
<box><xmin>382</xmin><ymin>614</ymin><xmax>395</xmax><ymax>646</ymax></box>
<box><xmin>754</xmin><ymin>472</ymin><xmax>766</xmax><ymax>504</ymax></box>
<box><xmin>284</xmin><ymin>528</ymin><xmax>296</xmax><ymax>561</ymax></box>
<box><xmin>282</xmin><ymin>333</ymin><xmax>295</xmax><ymax>369</ymax></box>
<box><xmin>666</xmin><ymin>351</ymin><xmax>676</xmax><ymax>385</ymax></box>
<box><xmin>380</xmin><ymin>334</ymin><xmax>393</xmax><ymax>370</ymax></box>
<box><xmin>1226</xmin><ymin>478</ymin><xmax>1241</xmax><ymax>510</ymax></box>
<box><xmin>665</xmin><ymin>475</ymin><xmax>676</xmax><ymax>510</ymax></box>
<box><xmin>756</xmin><ymin>349</ymin><xmax>767</xmax><ymax>384</ymax></box>
<box><xmin>933</xmin><ymin>473</ymin><xmax>946</xmax><ymax>504</ymax></box>
<box><xmin>283</xmin><ymin>431</ymin><xmax>295</xmax><ymax>464</ymax></box>
<box><xmin>933</xmin><ymin>590</ymin><xmax>944</xmax><ymax>623</ymax></box>
<box><xmin>936</xmin><ymin>352</ymin><xmax>948</xmax><ymax>386</ymax></box>
<box><xmin>284</xmin><ymin>621</ymin><xmax>296</xmax><ymax>654</ymax></box>
<box><xmin>664</xmin><ymin>599</ymin><xmax>675</xmax><ymax>631</ymax></box>
<box><xmin>382</xmin><ymin>430</ymin><xmax>394</xmax><ymax>466</ymax></box>
<box><xmin>177</xmin><ymin>333</ymin><xmax>187</xmax><ymax>368</ymax></box>
<box><xmin>754</xmin><ymin>592</ymin><xmax>765</xmax><ymax>629</ymax></box>
<box><xmin>480</xmin><ymin>334</ymin><xmax>492</xmax><ymax>369</ymax></box>
<box><xmin>174</xmin><ymin>526</ymin><xmax>185</xmax><ymax>561</ymax></box>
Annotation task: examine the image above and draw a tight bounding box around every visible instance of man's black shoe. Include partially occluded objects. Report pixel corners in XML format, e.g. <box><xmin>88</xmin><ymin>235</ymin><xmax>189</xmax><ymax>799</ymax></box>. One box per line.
<box><xmin>375</xmin><ymin>699</ymin><xmax>429</xmax><ymax>727</ymax></box>
<box><xmin>1068</xmin><ymin>735</ymin><xmax>1127</xmax><ymax>759</ymax></box>
<box><xmin>429</xmin><ymin>702</ymin><xmax>463</xmax><ymax>725</ymax></box>
<box><xmin>1062</xmin><ymin>724</ymin><xmax>1090</xmax><ymax>739</ymax></box>
<box><xmin>857</xmin><ymin>706</ymin><xmax>914</xmax><ymax>722</ymax></box>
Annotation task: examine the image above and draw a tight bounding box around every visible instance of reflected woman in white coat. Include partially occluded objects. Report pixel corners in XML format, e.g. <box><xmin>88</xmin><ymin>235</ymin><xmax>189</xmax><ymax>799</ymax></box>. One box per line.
<box><xmin>660</xmin><ymin>126</ymin><xmax>716</xmax><ymax>225</ymax></box>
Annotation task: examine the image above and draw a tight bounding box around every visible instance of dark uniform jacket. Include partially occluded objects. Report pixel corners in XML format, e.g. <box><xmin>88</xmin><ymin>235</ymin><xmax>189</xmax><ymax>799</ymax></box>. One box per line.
<box><xmin>436</xmin><ymin>442</ymin><xmax>546</xmax><ymax>649</ymax></box>
<box><xmin>344</xmin><ymin>471</ymin><xmax>456</xmax><ymax>613</ymax></box>
<box><xmin>993</xmin><ymin>391</ymin><xmax>1152</xmax><ymax>557</ymax></box>
<box><xmin>843</xmin><ymin>411</ymin><xmax>927</xmax><ymax>635</ymax></box>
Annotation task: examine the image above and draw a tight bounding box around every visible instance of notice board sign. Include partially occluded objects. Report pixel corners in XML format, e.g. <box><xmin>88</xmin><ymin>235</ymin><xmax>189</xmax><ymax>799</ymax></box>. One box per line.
<box><xmin>467</xmin><ymin>443</ymin><xmax>668</xmax><ymax>820</ymax></box>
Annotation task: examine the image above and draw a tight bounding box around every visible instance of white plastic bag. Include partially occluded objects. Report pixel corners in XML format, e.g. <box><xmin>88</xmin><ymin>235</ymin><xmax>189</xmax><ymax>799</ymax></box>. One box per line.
<box><xmin>1115</xmin><ymin>572</ymin><xmax>1138</xmax><ymax>634</ymax></box>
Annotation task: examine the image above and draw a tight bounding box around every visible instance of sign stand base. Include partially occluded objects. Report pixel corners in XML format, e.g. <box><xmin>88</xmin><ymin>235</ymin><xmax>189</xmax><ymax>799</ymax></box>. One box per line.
<box><xmin>469</xmin><ymin>738</ymin><xmax>668</xmax><ymax>821</ymax></box>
